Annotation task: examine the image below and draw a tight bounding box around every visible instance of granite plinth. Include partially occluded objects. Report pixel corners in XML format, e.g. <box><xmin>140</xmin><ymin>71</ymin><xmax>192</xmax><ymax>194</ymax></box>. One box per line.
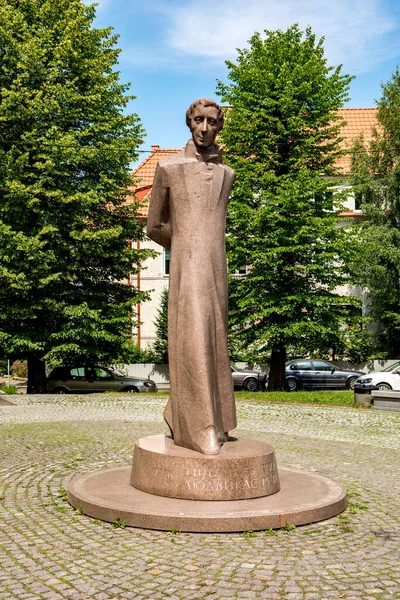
<box><xmin>372</xmin><ymin>390</ymin><xmax>400</xmax><ymax>411</ymax></box>
<box><xmin>354</xmin><ymin>389</ymin><xmax>372</xmax><ymax>405</ymax></box>
<box><xmin>68</xmin><ymin>466</ymin><xmax>347</xmax><ymax>533</ymax></box>
<box><xmin>131</xmin><ymin>435</ymin><xmax>280</xmax><ymax>501</ymax></box>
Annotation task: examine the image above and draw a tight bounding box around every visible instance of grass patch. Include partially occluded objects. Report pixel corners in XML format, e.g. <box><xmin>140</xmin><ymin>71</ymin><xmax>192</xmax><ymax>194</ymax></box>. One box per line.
<box><xmin>234</xmin><ymin>390</ymin><xmax>354</xmax><ymax>406</ymax></box>
<box><xmin>0</xmin><ymin>384</ymin><xmax>17</xmax><ymax>394</ymax></box>
<box><xmin>241</xmin><ymin>529</ymin><xmax>257</xmax><ymax>538</ymax></box>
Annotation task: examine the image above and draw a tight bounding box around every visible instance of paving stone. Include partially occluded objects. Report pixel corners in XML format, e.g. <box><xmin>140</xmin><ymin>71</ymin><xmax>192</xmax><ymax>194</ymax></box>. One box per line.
<box><xmin>0</xmin><ymin>394</ymin><xmax>399</xmax><ymax>600</ymax></box>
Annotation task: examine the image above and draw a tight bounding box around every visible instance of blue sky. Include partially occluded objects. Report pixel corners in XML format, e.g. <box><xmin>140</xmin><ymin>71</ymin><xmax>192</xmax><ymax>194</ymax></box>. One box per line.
<box><xmin>90</xmin><ymin>0</ymin><xmax>400</xmax><ymax>165</ymax></box>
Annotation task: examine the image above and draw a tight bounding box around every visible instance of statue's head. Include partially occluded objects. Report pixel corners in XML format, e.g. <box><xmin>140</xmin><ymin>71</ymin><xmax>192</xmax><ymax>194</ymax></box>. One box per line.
<box><xmin>186</xmin><ymin>98</ymin><xmax>224</xmax><ymax>150</ymax></box>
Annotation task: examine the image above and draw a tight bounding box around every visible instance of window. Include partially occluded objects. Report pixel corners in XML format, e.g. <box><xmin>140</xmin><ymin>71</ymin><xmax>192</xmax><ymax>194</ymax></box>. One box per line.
<box><xmin>312</xmin><ymin>361</ymin><xmax>332</xmax><ymax>372</ymax></box>
<box><xmin>69</xmin><ymin>367</ymin><xmax>85</xmax><ymax>380</ymax></box>
<box><xmin>354</xmin><ymin>190</ymin><xmax>374</xmax><ymax>210</ymax></box>
<box><xmin>163</xmin><ymin>248</ymin><xmax>170</xmax><ymax>276</ymax></box>
<box><xmin>231</xmin><ymin>265</ymin><xmax>250</xmax><ymax>280</ymax></box>
<box><xmin>290</xmin><ymin>361</ymin><xmax>312</xmax><ymax>371</ymax></box>
<box><xmin>314</xmin><ymin>191</ymin><xmax>333</xmax><ymax>214</ymax></box>
<box><xmin>92</xmin><ymin>367</ymin><xmax>113</xmax><ymax>380</ymax></box>
<box><xmin>51</xmin><ymin>367</ymin><xmax>69</xmax><ymax>379</ymax></box>
<box><xmin>354</xmin><ymin>192</ymin><xmax>363</xmax><ymax>211</ymax></box>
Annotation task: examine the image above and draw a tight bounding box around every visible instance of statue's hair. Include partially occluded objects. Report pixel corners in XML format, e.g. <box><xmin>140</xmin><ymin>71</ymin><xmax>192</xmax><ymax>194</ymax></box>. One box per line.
<box><xmin>186</xmin><ymin>98</ymin><xmax>224</xmax><ymax>132</ymax></box>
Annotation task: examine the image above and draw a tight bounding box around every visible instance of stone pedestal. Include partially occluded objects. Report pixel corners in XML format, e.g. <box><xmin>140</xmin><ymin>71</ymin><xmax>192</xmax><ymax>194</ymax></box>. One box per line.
<box><xmin>372</xmin><ymin>390</ymin><xmax>400</xmax><ymax>411</ymax></box>
<box><xmin>354</xmin><ymin>388</ymin><xmax>372</xmax><ymax>405</ymax></box>
<box><xmin>68</xmin><ymin>465</ymin><xmax>347</xmax><ymax>532</ymax></box>
<box><xmin>131</xmin><ymin>435</ymin><xmax>280</xmax><ymax>501</ymax></box>
<box><xmin>67</xmin><ymin>434</ymin><xmax>347</xmax><ymax>532</ymax></box>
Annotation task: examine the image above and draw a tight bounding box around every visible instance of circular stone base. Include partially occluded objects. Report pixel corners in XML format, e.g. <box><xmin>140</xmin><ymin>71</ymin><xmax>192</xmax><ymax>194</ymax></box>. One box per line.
<box><xmin>68</xmin><ymin>466</ymin><xmax>347</xmax><ymax>533</ymax></box>
<box><xmin>131</xmin><ymin>435</ymin><xmax>280</xmax><ymax>500</ymax></box>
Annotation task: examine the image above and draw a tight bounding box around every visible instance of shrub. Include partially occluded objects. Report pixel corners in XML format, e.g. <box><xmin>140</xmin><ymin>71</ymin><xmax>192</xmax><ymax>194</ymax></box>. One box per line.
<box><xmin>12</xmin><ymin>360</ymin><xmax>28</xmax><ymax>378</ymax></box>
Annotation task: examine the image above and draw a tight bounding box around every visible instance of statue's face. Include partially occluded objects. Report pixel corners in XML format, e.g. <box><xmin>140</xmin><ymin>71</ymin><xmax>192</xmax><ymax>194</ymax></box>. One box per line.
<box><xmin>189</xmin><ymin>105</ymin><xmax>220</xmax><ymax>150</ymax></box>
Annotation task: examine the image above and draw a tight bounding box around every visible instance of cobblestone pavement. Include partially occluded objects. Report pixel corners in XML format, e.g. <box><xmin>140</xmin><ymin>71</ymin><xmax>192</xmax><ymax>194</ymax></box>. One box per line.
<box><xmin>1</xmin><ymin>394</ymin><xmax>399</xmax><ymax>600</ymax></box>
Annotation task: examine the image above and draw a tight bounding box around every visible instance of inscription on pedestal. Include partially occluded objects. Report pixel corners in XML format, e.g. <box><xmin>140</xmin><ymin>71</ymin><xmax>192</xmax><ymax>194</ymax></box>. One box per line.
<box><xmin>182</xmin><ymin>460</ymin><xmax>279</xmax><ymax>494</ymax></box>
<box><xmin>154</xmin><ymin>466</ymin><xmax>173</xmax><ymax>480</ymax></box>
<box><xmin>131</xmin><ymin>435</ymin><xmax>281</xmax><ymax>501</ymax></box>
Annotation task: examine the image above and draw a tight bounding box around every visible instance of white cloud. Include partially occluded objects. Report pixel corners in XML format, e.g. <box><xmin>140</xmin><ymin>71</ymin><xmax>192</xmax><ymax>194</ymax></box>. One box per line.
<box><xmin>160</xmin><ymin>0</ymin><xmax>399</xmax><ymax>74</ymax></box>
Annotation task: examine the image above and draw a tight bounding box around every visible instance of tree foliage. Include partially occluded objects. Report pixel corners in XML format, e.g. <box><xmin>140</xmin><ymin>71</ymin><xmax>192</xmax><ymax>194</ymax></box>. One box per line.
<box><xmin>351</xmin><ymin>68</ymin><xmax>400</xmax><ymax>358</ymax></box>
<box><xmin>117</xmin><ymin>340</ymin><xmax>157</xmax><ymax>365</ymax></box>
<box><xmin>153</xmin><ymin>287</ymin><xmax>169</xmax><ymax>363</ymax></box>
<box><xmin>217</xmin><ymin>24</ymin><xmax>357</xmax><ymax>389</ymax></box>
<box><xmin>0</xmin><ymin>0</ymin><xmax>151</xmax><ymax>391</ymax></box>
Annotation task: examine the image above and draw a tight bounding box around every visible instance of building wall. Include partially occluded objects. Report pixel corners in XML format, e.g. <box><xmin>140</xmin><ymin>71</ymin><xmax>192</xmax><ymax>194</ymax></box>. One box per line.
<box><xmin>132</xmin><ymin>237</ymin><xmax>168</xmax><ymax>349</ymax></box>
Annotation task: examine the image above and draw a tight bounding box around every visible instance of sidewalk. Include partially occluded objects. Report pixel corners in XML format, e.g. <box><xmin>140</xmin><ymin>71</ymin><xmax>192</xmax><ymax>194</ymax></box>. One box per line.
<box><xmin>1</xmin><ymin>394</ymin><xmax>399</xmax><ymax>600</ymax></box>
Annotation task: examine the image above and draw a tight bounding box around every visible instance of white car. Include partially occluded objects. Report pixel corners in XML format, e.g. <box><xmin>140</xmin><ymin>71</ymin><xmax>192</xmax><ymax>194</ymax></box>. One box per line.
<box><xmin>355</xmin><ymin>361</ymin><xmax>400</xmax><ymax>391</ymax></box>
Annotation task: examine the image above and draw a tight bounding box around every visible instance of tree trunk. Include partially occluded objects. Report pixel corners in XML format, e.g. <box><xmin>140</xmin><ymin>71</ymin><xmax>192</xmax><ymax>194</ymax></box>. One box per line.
<box><xmin>27</xmin><ymin>356</ymin><xmax>47</xmax><ymax>394</ymax></box>
<box><xmin>267</xmin><ymin>346</ymin><xmax>287</xmax><ymax>391</ymax></box>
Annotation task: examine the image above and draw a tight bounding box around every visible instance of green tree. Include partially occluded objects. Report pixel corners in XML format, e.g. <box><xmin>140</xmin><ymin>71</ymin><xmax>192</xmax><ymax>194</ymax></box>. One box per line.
<box><xmin>217</xmin><ymin>24</ymin><xmax>357</xmax><ymax>389</ymax></box>
<box><xmin>0</xmin><ymin>0</ymin><xmax>150</xmax><ymax>392</ymax></box>
<box><xmin>351</xmin><ymin>68</ymin><xmax>400</xmax><ymax>358</ymax></box>
<box><xmin>117</xmin><ymin>340</ymin><xmax>156</xmax><ymax>365</ymax></box>
<box><xmin>153</xmin><ymin>287</ymin><xmax>169</xmax><ymax>363</ymax></box>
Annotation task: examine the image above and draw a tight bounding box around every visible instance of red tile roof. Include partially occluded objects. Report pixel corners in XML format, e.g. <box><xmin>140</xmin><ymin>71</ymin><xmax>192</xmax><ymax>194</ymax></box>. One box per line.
<box><xmin>336</xmin><ymin>108</ymin><xmax>379</xmax><ymax>173</ymax></box>
<box><xmin>133</xmin><ymin>146</ymin><xmax>181</xmax><ymax>190</ymax></box>
<box><xmin>126</xmin><ymin>146</ymin><xmax>181</xmax><ymax>216</ymax></box>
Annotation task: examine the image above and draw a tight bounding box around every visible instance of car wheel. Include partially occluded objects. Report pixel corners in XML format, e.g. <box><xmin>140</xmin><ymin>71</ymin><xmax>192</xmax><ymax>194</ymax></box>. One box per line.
<box><xmin>347</xmin><ymin>377</ymin><xmax>358</xmax><ymax>390</ymax></box>
<box><xmin>243</xmin><ymin>378</ymin><xmax>259</xmax><ymax>392</ymax></box>
<box><xmin>122</xmin><ymin>386</ymin><xmax>139</xmax><ymax>393</ymax></box>
<box><xmin>377</xmin><ymin>383</ymin><xmax>392</xmax><ymax>390</ymax></box>
<box><xmin>53</xmin><ymin>387</ymin><xmax>68</xmax><ymax>394</ymax></box>
<box><xmin>287</xmin><ymin>378</ymin><xmax>298</xmax><ymax>392</ymax></box>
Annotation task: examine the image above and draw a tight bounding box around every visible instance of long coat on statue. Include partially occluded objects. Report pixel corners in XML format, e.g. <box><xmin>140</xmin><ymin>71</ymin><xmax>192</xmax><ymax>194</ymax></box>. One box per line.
<box><xmin>146</xmin><ymin>139</ymin><xmax>237</xmax><ymax>455</ymax></box>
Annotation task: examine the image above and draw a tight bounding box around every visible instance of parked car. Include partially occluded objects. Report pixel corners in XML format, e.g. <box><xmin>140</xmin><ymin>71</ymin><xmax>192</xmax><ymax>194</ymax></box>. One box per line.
<box><xmin>285</xmin><ymin>359</ymin><xmax>364</xmax><ymax>391</ymax></box>
<box><xmin>355</xmin><ymin>360</ymin><xmax>400</xmax><ymax>391</ymax></box>
<box><xmin>47</xmin><ymin>365</ymin><xmax>158</xmax><ymax>394</ymax></box>
<box><xmin>231</xmin><ymin>365</ymin><xmax>267</xmax><ymax>392</ymax></box>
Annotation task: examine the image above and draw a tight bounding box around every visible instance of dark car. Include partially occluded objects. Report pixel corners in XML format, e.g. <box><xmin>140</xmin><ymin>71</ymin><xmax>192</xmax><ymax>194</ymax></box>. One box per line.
<box><xmin>285</xmin><ymin>359</ymin><xmax>364</xmax><ymax>391</ymax></box>
<box><xmin>231</xmin><ymin>365</ymin><xmax>267</xmax><ymax>392</ymax></box>
<box><xmin>47</xmin><ymin>365</ymin><xmax>158</xmax><ymax>394</ymax></box>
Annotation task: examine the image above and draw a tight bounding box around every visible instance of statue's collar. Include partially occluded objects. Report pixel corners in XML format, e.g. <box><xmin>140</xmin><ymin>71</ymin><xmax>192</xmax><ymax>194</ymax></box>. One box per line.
<box><xmin>185</xmin><ymin>139</ymin><xmax>223</xmax><ymax>164</ymax></box>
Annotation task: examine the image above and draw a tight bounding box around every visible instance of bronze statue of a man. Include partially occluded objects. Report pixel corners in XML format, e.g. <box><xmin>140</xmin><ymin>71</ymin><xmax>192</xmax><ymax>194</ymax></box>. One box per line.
<box><xmin>147</xmin><ymin>98</ymin><xmax>237</xmax><ymax>455</ymax></box>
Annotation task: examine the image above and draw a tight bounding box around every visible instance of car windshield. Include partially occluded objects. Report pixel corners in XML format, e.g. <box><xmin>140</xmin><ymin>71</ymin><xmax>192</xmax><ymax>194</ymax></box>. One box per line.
<box><xmin>107</xmin><ymin>367</ymin><xmax>126</xmax><ymax>377</ymax></box>
<box><xmin>383</xmin><ymin>361</ymin><xmax>400</xmax><ymax>372</ymax></box>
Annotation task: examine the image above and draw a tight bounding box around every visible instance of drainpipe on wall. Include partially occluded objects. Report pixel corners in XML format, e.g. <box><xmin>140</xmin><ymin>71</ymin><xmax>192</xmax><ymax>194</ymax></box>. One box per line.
<box><xmin>136</xmin><ymin>238</ymin><xmax>141</xmax><ymax>348</ymax></box>
<box><xmin>127</xmin><ymin>237</ymin><xmax>132</xmax><ymax>336</ymax></box>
